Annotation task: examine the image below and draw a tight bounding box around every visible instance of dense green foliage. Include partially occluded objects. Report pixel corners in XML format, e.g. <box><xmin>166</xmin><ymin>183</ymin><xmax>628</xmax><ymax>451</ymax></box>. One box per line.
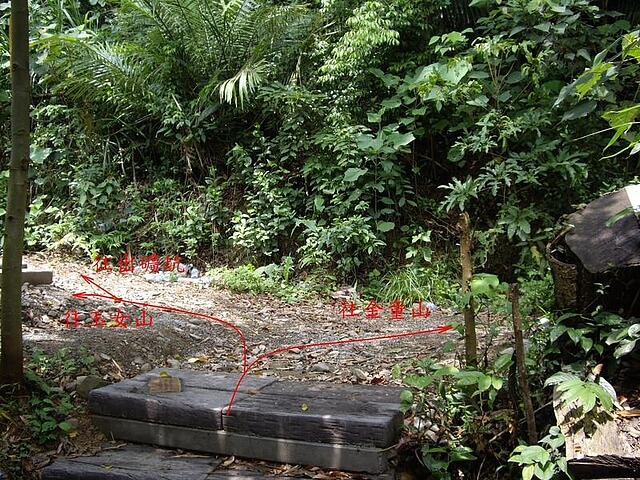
<box><xmin>1</xmin><ymin>0</ymin><xmax>637</xmax><ymax>284</ymax></box>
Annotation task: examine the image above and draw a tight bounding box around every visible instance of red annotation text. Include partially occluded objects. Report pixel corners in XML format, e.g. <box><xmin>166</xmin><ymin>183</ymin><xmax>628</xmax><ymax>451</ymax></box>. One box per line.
<box><xmin>63</xmin><ymin>307</ymin><xmax>153</xmax><ymax>329</ymax></box>
<box><xmin>93</xmin><ymin>253</ymin><xmax>185</xmax><ymax>274</ymax></box>
<box><xmin>338</xmin><ymin>299</ymin><xmax>432</xmax><ymax>321</ymax></box>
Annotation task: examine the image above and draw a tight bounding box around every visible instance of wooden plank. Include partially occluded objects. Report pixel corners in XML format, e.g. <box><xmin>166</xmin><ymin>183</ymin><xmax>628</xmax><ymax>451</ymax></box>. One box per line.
<box><xmin>223</xmin><ymin>382</ymin><xmax>403</xmax><ymax>448</ymax></box>
<box><xmin>89</xmin><ymin>370</ymin><xmax>276</xmax><ymax>431</ymax></box>
<box><xmin>91</xmin><ymin>415</ymin><xmax>395</xmax><ymax>475</ymax></box>
<box><xmin>41</xmin><ymin>443</ymin><xmax>223</xmax><ymax>480</ymax></box>
<box><xmin>568</xmin><ymin>455</ymin><xmax>640</xmax><ymax>479</ymax></box>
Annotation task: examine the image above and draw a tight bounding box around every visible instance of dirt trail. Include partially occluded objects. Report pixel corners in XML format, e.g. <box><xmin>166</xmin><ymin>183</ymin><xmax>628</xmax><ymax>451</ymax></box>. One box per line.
<box><xmin>22</xmin><ymin>253</ymin><xmax>474</xmax><ymax>384</ymax></box>
<box><xmin>17</xmin><ymin>253</ymin><xmax>514</xmax><ymax>478</ymax></box>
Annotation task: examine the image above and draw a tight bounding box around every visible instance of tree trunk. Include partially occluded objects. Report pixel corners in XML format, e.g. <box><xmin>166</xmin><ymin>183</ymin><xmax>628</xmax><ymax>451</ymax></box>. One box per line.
<box><xmin>1</xmin><ymin>0</ymin><xmax>30</xmax><ymax>385</ymax></box>
<box><xmin>458</xmin><ymin>212</ymin><xmax>477</xmax><ymax>367</ymax></box>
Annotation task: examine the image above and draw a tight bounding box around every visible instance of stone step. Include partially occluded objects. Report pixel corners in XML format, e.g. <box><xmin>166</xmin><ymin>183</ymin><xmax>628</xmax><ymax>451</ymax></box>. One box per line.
<box><xmin>41</xmin><ymin>443</ymin><xmax>394</xmax><ymax>479</ymax></box>
<box><xmin>85</xmin><ymin>368</ymin><xmax>404</xmax><ymax>475</ymax></box>
<box><xmin>41</xmin><ymin>443</ymin><xmax>273</xmax><ymax>479</ymax></box>
<box><xmin>0</xmin><ymin>263</ymin><xmax>53</xmax><ymax>285</ymax></box>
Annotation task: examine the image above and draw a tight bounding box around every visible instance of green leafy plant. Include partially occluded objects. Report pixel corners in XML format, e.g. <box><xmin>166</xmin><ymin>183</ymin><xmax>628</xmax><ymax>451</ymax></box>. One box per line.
<box><xmin>0</xmin><ymin>348</ymin><xmax>97</xmax><ymax>477</ymax></box>
<box><xmin>605</xmin><ymin>317</ymin><xmax>640</xmax><ymax>359</ymax></box>
<box><xmin>394</xmin><ymin>355</ymin><xmax>514</xmax><ymax>478</ymax></box>
<box><xmin>545</xmin><ymin>372</ymin><xmax>615</xmax><ymax>416</ymax></box>
<box><xmin>509</xmin><ymin>427</ymin><xmax>572</xmax><ymax>480</ymax></box>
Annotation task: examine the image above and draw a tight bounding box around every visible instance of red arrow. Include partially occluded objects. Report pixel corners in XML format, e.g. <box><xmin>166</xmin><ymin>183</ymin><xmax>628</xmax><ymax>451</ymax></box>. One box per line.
<box><xmin>79</xmin><ymin>274</ymin><xmax>123</xmax><ymax>302</ymax></box>
<box><xmin>73</xmin><ymin>276</ymin><xmax>249</xmax><ymax>370</ymax></box>
<box><xmin>73</xmin><ymin>274</ymin><xmax>453</xmax><ymax>415</ymax></box>
<box><xmin>224</xmin><ymin>325</ymin><xmax>453</xmax><ymax>414</ymax></box>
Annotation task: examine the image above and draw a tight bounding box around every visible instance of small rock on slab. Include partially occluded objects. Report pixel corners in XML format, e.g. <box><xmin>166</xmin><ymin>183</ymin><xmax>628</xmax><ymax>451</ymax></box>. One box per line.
<box><xmin>311</xmin><ymin>362</ymin><xmax>332</xmax><ymax>373</ymax></box>
<box><xmin>76</xmin><ymin>375</ymin><xmax>110</xmax><ymax>400</ymax></box>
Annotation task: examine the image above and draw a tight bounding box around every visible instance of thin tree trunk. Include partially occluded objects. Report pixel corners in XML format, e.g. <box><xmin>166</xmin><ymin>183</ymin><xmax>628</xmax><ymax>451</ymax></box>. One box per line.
<box><xmin>510</xmin><ymin>283</ymin><xmax>537</xmax><ymax>444</ymax></box>
<box><xmin>458</xmin><ymin>212</ymin><xmax>476</xmax><ymax>367</ymax></box>
<box><xmin>1</xmin><ymin>0</ymin><xmax>30</xmax><ymax>385</ymax></box>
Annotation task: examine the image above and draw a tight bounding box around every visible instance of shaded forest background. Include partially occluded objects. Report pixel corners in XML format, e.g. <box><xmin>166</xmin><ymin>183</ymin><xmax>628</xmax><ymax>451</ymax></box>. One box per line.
<box><xmin>1</xmin><ymin>0</ymin><xmax>639</xmax><ymax>290</ymax></box>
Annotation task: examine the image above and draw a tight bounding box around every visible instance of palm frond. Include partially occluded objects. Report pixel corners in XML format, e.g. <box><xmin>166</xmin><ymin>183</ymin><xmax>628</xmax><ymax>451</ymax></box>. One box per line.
<box><xmin>218</xmin><ymin>58</ymin><xmax>268</xmax><ymax>107</ymax></box>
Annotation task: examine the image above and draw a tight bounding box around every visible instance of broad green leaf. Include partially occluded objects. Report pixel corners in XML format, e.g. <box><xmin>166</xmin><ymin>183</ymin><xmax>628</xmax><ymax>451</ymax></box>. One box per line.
<box><xmin>381</xmin><ymin>97</ymin><xmax>401</xmax><ymax>109</ymax></box>
<box><xmin>523</xmin><ymin>464</ymin><xmax>535</xmax><ymax>480</ymax></box>
<box><xmin>399</xmin><ymin>389</ymin><xmax>413</xmax><ymax>404</ymax></box>
<box><xmin>534</xmin><ymin>22</ymin><xmax>551</xmax><ymax>32</ymax></box>
<box><xmin>575</xmin><ymin>63</ymin><xmax>616</xmax><ymax>98</ymax></box>
<box><xmin>470</xmin><ymin>273</ymin><xmax>500</xmax><ymax>296</ymax></box>
<box><xmin>477</xmin><ymin>374</ymin><xmax>492</xmax><ymax>392</ymax></box>
<box><xmin>467</xmin><ymin>94</ymin><xmax>489</xmax><ymax>107</ymax></box>
<box><xmin>450</xmin><ymin>446</ymin><xmax>477</xmax><ymax>461</ymax></box>
<box><xmin>377</xmin><ymin>221</ymin><xmax>395</xmax><ymax>232</ymax></box>
<box><xmin>562</xmin><ymin>100</ymin><xmax>597</xmax><ymax>121</ymax></box>
<box><xmin>357</xmin><ymin>135</ymin><xmax>384</xmax><ymax>151</ymax></box>
<box><xmin>535</xmin><ymin>463</ymin><xmax>555</xmax><ymax>480</ymax></box>
<box><xmin>580</xmin><ymin>389</ymin><xmax>597</xmax><ymax>413</ymax></box>
<box><xmin>387</xmin><ymin>132</ymin><xmax>415</xmax><ymax>149</ymax></box>
<box><xmin>509</xmin><ymin>445</ymin><xmax>550</xmax><ymax>465</ymax></box>
<box><xmin>492</xmin><ymin>376</ymin><xmax>503</xmax><ymax>390</ymax></box>
<box><xmin>58</xmin><ymin>421</ymin><xmax>75</xmax><ymax>432</ymax></box>
<box><xmin>580</xmin><ymin>336</ymin><xmax>593</xmax><ymax>353</ymax></box>
<box><xmin>404</xmin><ymin>374</ymin><xmax>432</xmax><ymax>389</ymax></box>
<box><xmin>30</xmin><ymin>145</ymin><xmax>52</xmax><ymax>164</ymax></box>
<box><xmin>602</xmin><ymin>104</ymin><xmax>640</xmax><ymax>150</ymax></box>
<box><xmin>557</xmin><ymin>457</ymin><xmax>569</xmax><ymax>474</ymax></box>
<box><xmin>590</xmin><ymin>383</ymin><xmax>613</xmax><ymax>410</ymax></box>
<box><xmin>623</xmin><ymin>32</ymin><xmax>640</xmax><ymax>62</ymax></box>
<box><xmin>435</xmin><ymin>365</ymin><xmax>459</xmax><ymax>376</ymax></box>
<box><xmin>566</xmin><ymin>328</ymin><xmax>580</xmax><ymax>344</ymax></box>
<box><xmin>614</xmin><ymin>339</ymin><xmax>638</xmax><ymax>359</ymax></box>
<box><xmin>598</xmin><ymin>377</ymin><xmax>618</xmax><ymax>406</ymax></box>
<box><xmin>544</xmin><ymin>371</ymin><xmax>579</xmax><ymax>387</ymax></box>
<box><xmin>439</xmin><ymin>59</ymin><xmax>472</xmax><ymax>85</ymax></box>
<box><xmin>493</xmin><ymin>353</ymin><xmax>513</xmax><ymax>372</ymax></box>
<box><xmin>498</xmin><ymin>90</ymin><xmax>512</xmax><ymax>102</ymax></box>
<box><xmin>367</xmin><ymin>111</ymin><xmax>382</xmax><ymax>123</ymax></box>
<box><xmin>506</xmin><ymin>71</ymin><xmax>523</xmax><ymax>84</ymax></box>
<box><xmin>343</xmin><ymin>167</ymin><xmax>368</xmax><ymax>182</ymax></box>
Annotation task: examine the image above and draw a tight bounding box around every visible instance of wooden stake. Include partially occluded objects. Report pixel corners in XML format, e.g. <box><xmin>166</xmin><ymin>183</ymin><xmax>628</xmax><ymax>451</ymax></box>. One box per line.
<box><xmin>510</xmin><ymin>283</ymin><xmax>537</xmax><ymax>444</ymax></box>
<box><xmin>458</xmin><ymin>212</ymin><xmax>477</xmax><ymax>367</ymax></box>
